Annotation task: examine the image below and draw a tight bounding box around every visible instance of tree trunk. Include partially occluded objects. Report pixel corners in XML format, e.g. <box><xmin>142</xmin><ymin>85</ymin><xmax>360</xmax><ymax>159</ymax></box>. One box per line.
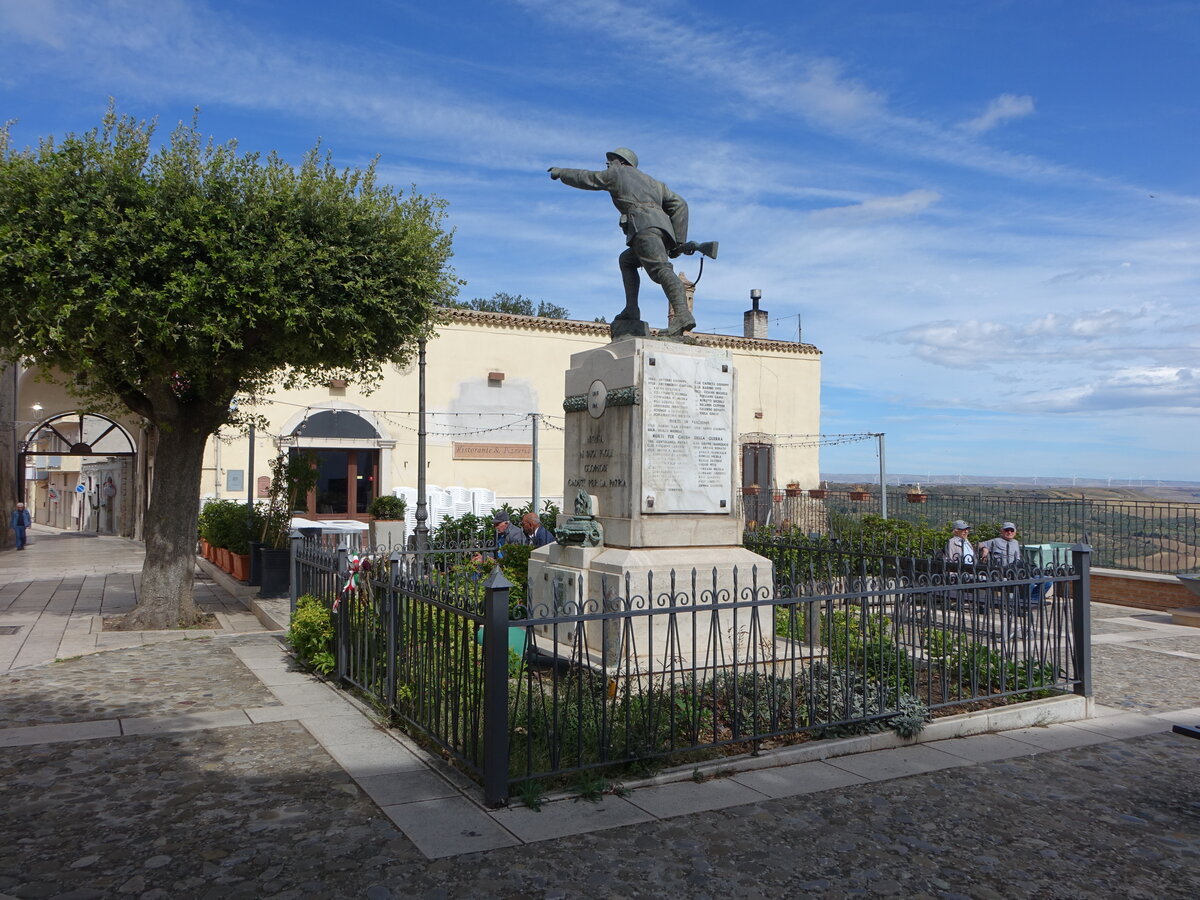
<box><xmin>123</xmin><ymin>421</ymin><xmax>208</xmax><ymax>629</ymax></box>
<box><xmin>0</xmin><ymin>363</ymin><xmax>15</xmax><ymax>551</ymax></box>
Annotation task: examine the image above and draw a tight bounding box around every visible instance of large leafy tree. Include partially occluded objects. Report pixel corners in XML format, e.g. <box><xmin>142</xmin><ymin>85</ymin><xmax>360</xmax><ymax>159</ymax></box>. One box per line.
<box><xmin>0</xmin><ymin>108</ymin><xmax>457</xmax><ymax>627</ymax></box>
<box><xmin>448</xmin><ymin>291</ymin><xmax>569</xmax><ymax>319</ymax></box>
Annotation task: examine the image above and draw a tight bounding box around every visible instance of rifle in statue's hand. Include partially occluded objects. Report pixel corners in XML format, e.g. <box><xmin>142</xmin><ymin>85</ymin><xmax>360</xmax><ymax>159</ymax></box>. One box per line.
<box><xmin>669</xmin><ymin>241</ymin><xmax>719</xmax><ymax>260</ymax></box>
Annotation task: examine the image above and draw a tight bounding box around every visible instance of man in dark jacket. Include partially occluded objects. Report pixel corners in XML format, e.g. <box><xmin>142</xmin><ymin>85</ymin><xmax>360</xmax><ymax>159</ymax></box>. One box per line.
<box><xmin>520</xmin><ymin>512</ymin><xmax>554</xmax><ymax>549</ymax></box>
<box><xmin>549</xmin><ymin>148</ymin><xmax>694</xmax><ymax>337</ymax></box>
<box><xmin>9</xmin><ymin>501</ymin><xmax>32</xmax><ymax>550</ymax></box>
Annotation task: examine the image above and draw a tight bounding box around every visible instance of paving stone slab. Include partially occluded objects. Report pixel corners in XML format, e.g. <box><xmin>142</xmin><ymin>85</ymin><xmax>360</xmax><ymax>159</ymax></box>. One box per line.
<box><xmin>730</xmin><ymin>759</ymin><xmax>870</xmax><ymax>798</ymax></box>
<box><xmin>625</xmin><ymin>776</ymin><xmax>770</xmax><ymax>819</ymax></box>
<box><xmin>490</xmin><ymin>794</ymin><xmax>654</xmax><ymax>843</ymax></box>
<box><xmin>1066</xmin><ymin>713</ymin><xmax>1173</xmax><ymax>740</ymax></box>
<box><xmin>263</xmin><ymin>681</ymin><xmax>344</xmax><ymax>706</ymax></box>
<box><xmin>1153</xmin><ymin>705</ymin><xmax>1200</xmax><ymax>721</ymax></box>
<box><xmin>381</xmin><ymin>796</ymin><xmax>520</xmax><ymax>858</ymax></box>
<box><xmin>120</xmin><ymin>709</ymin><xmax>252</xmax><ymax>735</ymax></box>
<box><xmin>824</xmin><ymin>743</ymin><xmax>972</xmax><ymax>781</ymax></box>
<box><xmin>318</xmin><ymin>738</ymin><xmax>430</xmax><ymax>778</ymax></box>
<box><xmin>246</xmin><ymin>668</ymin><xmax>325</xmax><ymax>687</ymax></box>
<box><xmin>355</xmin><ymin>770</ymin><xmax>461</xmax><ymax>806</ymax></box>
<box><xmin>928</xmin><ymin>733</ymin><xmax>1044</xmax><ymax>764</ymax></box>
<box><xmin>299</xmin><ymin>712</ymin><xmax>390</xmax><ymax>744</ymax></box>
<box><xmin>1002</xmin><ymin>722</ymin><xmax>1116</xmax><ymax>751</ymax></box>
<box><xmin>0</xmin><ymin>718</ymin><xmax>122</xmax><ymax>747</ymax></box>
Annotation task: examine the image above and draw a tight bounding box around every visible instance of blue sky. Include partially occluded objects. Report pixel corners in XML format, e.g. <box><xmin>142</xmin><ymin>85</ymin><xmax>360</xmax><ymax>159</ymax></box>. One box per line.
<box><xmin>2</xmin><ymin>0</ymin><xmax>1198</xmax><ymax>482</ymax></box>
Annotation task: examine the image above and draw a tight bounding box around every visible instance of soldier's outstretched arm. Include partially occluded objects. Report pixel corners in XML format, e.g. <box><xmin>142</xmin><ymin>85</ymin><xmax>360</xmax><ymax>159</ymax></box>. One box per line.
<box><xmin>547</xmin><ymin>167</ymin><xmax>614</xmax><ymax>191</ymax></box>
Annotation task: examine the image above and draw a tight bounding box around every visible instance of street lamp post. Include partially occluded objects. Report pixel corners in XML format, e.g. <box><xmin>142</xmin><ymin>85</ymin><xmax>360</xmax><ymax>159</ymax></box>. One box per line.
<box><xmin>414</xmin><ymin>338</ymin><xmax>429</xmax><ymax>556</ymax></box>
<box><xmin>876</xmin><ymin>432</ymin><xmax>888</xmax><ymax>520</ymax></box>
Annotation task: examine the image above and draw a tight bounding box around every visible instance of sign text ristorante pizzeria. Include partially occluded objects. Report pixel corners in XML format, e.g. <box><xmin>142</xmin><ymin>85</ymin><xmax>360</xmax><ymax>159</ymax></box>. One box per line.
<box><xmin>452</xmin><ymin>442</ymin><xmax>533</xmax><ymax>460</ymax></box>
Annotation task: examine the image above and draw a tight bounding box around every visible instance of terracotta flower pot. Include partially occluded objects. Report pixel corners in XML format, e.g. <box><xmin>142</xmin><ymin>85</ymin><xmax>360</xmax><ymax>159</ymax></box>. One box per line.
<box><xmin>231</xmin><ymin>552</ymin><xmax>251</xmax><ymax>582</ymax></box>
<box><xmin>785</xmin><ymin>486</ymin><xmax>803</xmax><ymax>497</ymax></box>
<box><xmin>808</xmin><ymin>489</ymin><xmax>828</xmax><ymax>499</ymax></box>
<box><xmin>742</xmin><ymin>486</ymin><xmax>761</xmax><ymax>496</ymax></box>
<box><xmin>906</xmin><ymin>493</ymin><xmax>929</xmax><ymax>504</ymax></box>
<box><xmin>849</xmin><ymin>491</ymin><xmax>870</xmax><ymax>502</ymax></box>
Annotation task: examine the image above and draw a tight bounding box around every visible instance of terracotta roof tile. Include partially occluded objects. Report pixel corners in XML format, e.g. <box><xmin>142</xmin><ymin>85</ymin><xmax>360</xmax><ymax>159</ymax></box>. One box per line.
<box><xmin>439</xmin><ymin>307</ymin><xmax>821</xmax><ymax>355</ymax></box>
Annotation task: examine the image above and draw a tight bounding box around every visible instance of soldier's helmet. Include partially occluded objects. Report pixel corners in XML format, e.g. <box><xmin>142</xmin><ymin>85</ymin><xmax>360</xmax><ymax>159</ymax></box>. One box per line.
<box><xmin>605</xmin><ymin>147</ymin><xmax>639</xmax><ymax>168</ymax></box>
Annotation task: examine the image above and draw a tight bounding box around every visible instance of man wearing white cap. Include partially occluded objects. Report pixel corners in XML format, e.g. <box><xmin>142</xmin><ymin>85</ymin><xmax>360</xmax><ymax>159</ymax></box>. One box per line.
<box><xmin>979</xmin><ymin>522</ymin><xmax>1022</xmax><ymax>565</ymax></box>
<box><xmin>945</xmin><ymin>520</ymin><xmax>975</xmax><ymax>564</ymax></box>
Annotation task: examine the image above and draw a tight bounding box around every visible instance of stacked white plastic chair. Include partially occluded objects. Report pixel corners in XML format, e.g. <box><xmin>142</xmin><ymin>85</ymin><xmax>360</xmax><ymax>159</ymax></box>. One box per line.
<box><xmin>427</xmin><ymin>487</ymin><xmax>454</xmax><ymax>530</ymax></box>
<box><xmin>447</xmin><ymin>485</ymin><xmax>474</xmax><ymax>518</ymax></box>
<box><xmin>470</xmin><ymin>487</ymin><xmax>497</xmax><ymax>517</ymax></box>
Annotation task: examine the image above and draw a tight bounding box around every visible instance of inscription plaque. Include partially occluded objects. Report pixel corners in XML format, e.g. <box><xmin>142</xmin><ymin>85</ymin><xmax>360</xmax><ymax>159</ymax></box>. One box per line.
<box><xmin>641</xmin><ymin>352</ymin><xmax>732</xmax><ymax>513</ymax></box>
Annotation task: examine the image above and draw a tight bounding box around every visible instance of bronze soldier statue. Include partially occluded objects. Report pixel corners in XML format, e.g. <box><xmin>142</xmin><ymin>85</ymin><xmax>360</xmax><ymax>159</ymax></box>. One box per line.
<box><xmin>549</xmin><ymin>148</ymin><xmax>714</xmax><ymax>339</ymax></box>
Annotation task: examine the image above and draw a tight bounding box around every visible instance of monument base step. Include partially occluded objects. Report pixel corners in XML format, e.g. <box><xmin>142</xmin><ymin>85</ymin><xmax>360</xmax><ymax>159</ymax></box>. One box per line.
<box><xmin>1168</xmin><ymin>606</ymin><xmax>1200</xmax><ymax>627</ymax></box>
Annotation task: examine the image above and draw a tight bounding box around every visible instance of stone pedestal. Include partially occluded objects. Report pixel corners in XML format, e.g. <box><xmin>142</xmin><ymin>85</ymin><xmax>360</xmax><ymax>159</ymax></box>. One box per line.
<box><xmin>528</xmin><ymin>338</ymin><xmax>774</xmax><ymax>674</ymax></box>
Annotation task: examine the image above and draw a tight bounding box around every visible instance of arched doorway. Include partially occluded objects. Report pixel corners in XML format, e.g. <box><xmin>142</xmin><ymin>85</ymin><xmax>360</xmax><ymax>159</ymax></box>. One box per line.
<box><xmin>20</xmin><ymin>413</ymin><xmax>138</xmax><ymax>535</ymax></box>
<box><xmin>281</xmin><ymin>407</ymin><xmax>394</xmax><ymax>521</ymax></box>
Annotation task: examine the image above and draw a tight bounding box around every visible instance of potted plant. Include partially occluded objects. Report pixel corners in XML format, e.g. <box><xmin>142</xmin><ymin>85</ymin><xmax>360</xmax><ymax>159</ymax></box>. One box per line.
<box><xmin>742</xmin><ymin>484</ymin><xmax>761</xmax><ymax>496</ymax></box>
<box><xmin>906</xmin><ymin>483</ymin><xmax>929</xmax><ymax>504</ymax></box>
<box><xmin>849</xmin><ymin>485</ymin><xmax>870</xmax><ymax>501</ymax></box>
<box><xmin>367</xmin><ymin>494</ymin><xmax>407</xmax><ymax>550</ymax></box>
<box><xmin>258</xmin><ymin>451</ymin><xmax>319</xmax><ymax>598</ymax></box>
<box><xmin>785</xmin><ymin>481</ymin><xmax>803</xmax><ymax>497</ymax></box>
<box><xmin>247</xmin><ymin>502</ymin><xmax>267</xmax><ymax>587</ymax></box>
<box><xmin>197</xmin><ymin>500</ymin><xmax>219</xmax><ymax>560</ymax></box>
<box><xmin>809</xmin><ymin>482</ymin><xmax>829</xmax><ymax>499</ymax></box>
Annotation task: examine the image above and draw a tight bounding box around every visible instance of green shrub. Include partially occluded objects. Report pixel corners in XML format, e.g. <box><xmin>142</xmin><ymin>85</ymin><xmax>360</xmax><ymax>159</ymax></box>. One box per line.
<box><xmin>198</xmin><ymin>499</ymin><xmax>257</xmax><ymax>554</ymax></box>
<box><xmin>923</xmin><ymin>627</ymin><xmax>1060</xmax><ymax>696</ymax></box>
<box><xmin>823</xmin><ymin>606</ymin><xmax>913</xmax><ymax>697</ymax></box>
<box><xmin>288</xmin><ymin>594</ymin><xmax>334</xmax><ymax>674</ymax></box>
<box><xmin>368</xmin><ymin>495</ymin><xmax>407</xmax><ymax>520</ymax></box>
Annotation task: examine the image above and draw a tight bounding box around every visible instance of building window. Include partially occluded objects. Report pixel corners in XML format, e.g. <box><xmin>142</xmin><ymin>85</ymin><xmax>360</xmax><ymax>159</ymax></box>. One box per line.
<box><xmin>293</xmin><ymin>448</ymin><xmax>378</xmax><ymax>518</ymax></box>
<box><xmin>286</xmin><ymin>410</ymin><xmax>382</xmax><ymax>519</ymax></box>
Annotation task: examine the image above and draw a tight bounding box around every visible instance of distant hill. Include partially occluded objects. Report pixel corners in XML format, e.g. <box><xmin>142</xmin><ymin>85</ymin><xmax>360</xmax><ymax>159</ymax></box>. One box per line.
<box><xmin>822</xmin><ymin>474</ymin><xmax>1200</xmax><ymax>504</ymax></box>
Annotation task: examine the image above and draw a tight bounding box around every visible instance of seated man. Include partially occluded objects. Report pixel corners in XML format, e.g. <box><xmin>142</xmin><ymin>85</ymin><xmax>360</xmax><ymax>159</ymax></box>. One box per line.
<box><xmin>979</xmin><ymin>522</ymin><xmax>1021</xmax><ymax>565</ymax></box>
<box><xmin>945</xmin><ymin>520</ymin><xmax>975</xmax><ymax>563</ymax></box>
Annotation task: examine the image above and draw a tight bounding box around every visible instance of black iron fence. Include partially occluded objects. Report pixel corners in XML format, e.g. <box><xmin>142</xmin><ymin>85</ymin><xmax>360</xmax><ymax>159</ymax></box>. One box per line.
<box><xmin>293</xmin><ymin>532</ymin><xmax>1091</xmax><ymax>806</ymax></box>
<box><xmin>739</xmin><ymin>488</ymin><xmax>1200</xmax><ymax>573</ymax></box>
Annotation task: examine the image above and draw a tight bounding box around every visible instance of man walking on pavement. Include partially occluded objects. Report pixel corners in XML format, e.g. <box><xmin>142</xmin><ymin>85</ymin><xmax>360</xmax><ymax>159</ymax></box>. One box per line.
<box><xmin>9</xmin><ymin>501</ymin><xmax>31</xmax><ymax>551</ymax></box>
<box><xmin>549</xmin><ymin>148</ymin><xmax>695</xmax><ymax>337</ymax></box>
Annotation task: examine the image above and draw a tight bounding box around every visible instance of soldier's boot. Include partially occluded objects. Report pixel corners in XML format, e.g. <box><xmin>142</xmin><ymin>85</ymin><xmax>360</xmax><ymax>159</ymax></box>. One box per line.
<box><xmin>664</xmin><ymin>279</ymin><xmax>695</xmax><ymax>337</ymax></box>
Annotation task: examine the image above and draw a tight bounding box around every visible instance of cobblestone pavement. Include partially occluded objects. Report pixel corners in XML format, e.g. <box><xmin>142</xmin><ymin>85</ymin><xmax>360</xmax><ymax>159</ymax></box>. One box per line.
<box><xmin>0</xmin><ymin>635</ymin><xmax>283</xmax><ymax>727</ymax></box>
<box><xmin>2</xmin><ymin>699</ymin><xmax>1196</xmax><ymax>898</ymax></box>
<box><xmin>0</xmin><ymin>529</ymin><xmax>271</xmax><ymax>671</ymax></box>
<box><xmin>0</xmin><ymin>572</ymin><xmax>1197</xmax><ymax>898</ymax></box>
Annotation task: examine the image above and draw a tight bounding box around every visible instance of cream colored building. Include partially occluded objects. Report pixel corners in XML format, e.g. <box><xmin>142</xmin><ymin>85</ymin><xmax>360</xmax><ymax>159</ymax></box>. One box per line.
<box><xmin>16</xmin><ymin>307</ymin><xmax>821</xmax><ymax>536</ymax></box>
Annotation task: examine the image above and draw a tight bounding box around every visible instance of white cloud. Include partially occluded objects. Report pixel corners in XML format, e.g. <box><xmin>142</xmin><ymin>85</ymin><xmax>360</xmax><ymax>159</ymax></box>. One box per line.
<box><xmin>0</xmin><ymin>0</ymin><xmax>69</xmax><ymax>49</ymax></box>
<box><xmin>962</xmin><ymin>93</ymin><xmax>1036</xmax><ymax>134</ymax></box>
<box><xmin>514</xmin><ymin>0</ymin><xmax>887</xmax><ymax>130</ymax></box>
<box><xmin>1030</xmin><ymin>366</ymin><xmax>1200</xmax><ymax>412</ymax></box>
<box><xmin>810</xmin><ymin>189</ymin><xmax>941</xmax><ymax>222</ymax></box>
<box><xmin>1023</xmin><ymin>308</ymin><xmax>1144</xmax><ymax>338</ymax></box>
